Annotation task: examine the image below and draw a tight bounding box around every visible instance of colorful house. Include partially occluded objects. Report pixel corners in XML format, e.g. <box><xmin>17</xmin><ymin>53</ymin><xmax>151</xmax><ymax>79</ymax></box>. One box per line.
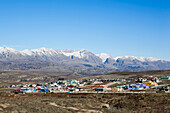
<box><xmin>143</xmin><ymin>81</ymin><xmax>158</xmax><ymax>86</ymax></box>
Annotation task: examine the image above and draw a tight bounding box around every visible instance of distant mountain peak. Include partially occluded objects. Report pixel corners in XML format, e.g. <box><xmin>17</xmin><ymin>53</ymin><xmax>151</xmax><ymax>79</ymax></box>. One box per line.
<box><xmin>96</xmin><ymin>53</ymin><xmax>112</xmax><ymax>62</ymax></box>
<box><xmin>21</xmin><ymin>48</ymin><xmax>60</xmax><ymax>56</ymax></box>
<box><xmin>0</xmin><ymin>47</ymin><xmax>17</xmax><ymax>51</ymax></box>
<box><xmin>114</xmin><ymin>56</ymin><xmax>160</xmax><ymax>62</ymax></box>
<box><xmin>0</xmin><ymin>47</ymin><xmax>20</xmax><ymax>53</ymax></box>
<box><xmin>61</xmin><ymin>49</ymin><xmax>90</xmax><ymax>58</ymax></box>
<box><xmin>77</xmin><ymin>49</ymin><xmax>87</xmax><ymax>51</ymax></box>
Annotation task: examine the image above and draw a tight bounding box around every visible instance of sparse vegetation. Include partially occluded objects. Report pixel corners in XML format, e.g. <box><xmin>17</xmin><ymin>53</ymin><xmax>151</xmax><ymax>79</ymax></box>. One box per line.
<box><xmin>0</xmin><ymin>92</ymin><xmax>169</xmax><ymax>113</ymax></box>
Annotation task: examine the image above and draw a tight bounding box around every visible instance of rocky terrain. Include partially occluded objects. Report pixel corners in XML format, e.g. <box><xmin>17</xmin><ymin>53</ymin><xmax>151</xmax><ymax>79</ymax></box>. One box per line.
<box><xmin>0</xmin><ymin>92</ymin><xmax>169</xmax><ymax>113</ymax></box>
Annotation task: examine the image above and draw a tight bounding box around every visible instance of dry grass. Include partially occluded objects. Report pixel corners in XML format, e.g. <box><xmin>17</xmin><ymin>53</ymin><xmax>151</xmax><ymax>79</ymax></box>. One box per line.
<box><xmin>0</xmin><ymin>91</ymin><xmax>169</xmax><ymax>113</ymax></box>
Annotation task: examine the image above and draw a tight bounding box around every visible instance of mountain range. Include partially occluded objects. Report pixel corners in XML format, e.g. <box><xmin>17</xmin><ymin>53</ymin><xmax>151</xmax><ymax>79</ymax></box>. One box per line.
<box><xmin>0</xmin><ymin>47</ymin><xmax>170</xmax><ymax>75</ymax></box>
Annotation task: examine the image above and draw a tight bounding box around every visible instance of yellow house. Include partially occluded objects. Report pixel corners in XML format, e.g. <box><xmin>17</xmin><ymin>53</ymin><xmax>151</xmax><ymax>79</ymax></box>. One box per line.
<box><xmin>143</xmin><ymin>81</ymin><xmax>158</xmax><ymax>86</ymax></box>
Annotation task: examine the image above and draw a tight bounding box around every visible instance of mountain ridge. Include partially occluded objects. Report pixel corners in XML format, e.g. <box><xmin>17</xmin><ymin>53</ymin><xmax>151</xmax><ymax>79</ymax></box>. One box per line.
<box><xmin>0</xmin><ymin>47</ymin><xmax>163</xmax><ymax>62</ymax></box>
<box><xmin>0</xmin><ymin>47</ymin><xmax>170</xmax><ymax>75</ymax></box>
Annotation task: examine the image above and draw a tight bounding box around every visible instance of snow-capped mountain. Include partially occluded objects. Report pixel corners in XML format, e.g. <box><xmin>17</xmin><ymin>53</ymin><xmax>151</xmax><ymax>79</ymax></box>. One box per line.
<box><xmin>21</xmin><ymin>48</ymin><xmax>62</xmax><ymax>56</ymax></box>
<box><xmin>60</xmin><ymin>49</ymin><xmax>87</xmax><ymax>58</ymax></box>
<box><xmin>0</xmin><ymin>47</ymin><xmax>170</xmax><ymax>74</ymax></box>
<box><xmin>96</xmin><ymin>53</ymin><xmax>113</xmax><ymax>62</ymax></box>
<box><xmin>0</xmin><ymin>47</ymin><xmax>27</xmax><ymax>59</ymax></box>
<box><xmin>114</xmin><ymin>56</ymin><xmax>160</xmax><ymax>62</ymax></box>
<box><xmin>0</xmin><ymin>47</ymin><xmax>21</xmax><ymax>55</ymax></box>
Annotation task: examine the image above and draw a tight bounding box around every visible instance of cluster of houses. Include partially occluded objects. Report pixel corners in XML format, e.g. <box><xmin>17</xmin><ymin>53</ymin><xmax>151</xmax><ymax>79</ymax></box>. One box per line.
<box><xmin>114</xmin><ymin>76</ymin><xmax>170</xmax><ymax>92</ymax></box>
<box><xmin>10</xmin><ymin>76</ymin><xmax>170</xmax><ymax>94</ymax></box>
<box><xmin>12</xmin><ymin>79</ymin><xmax>83</xmax><ymax>94</ymax></box>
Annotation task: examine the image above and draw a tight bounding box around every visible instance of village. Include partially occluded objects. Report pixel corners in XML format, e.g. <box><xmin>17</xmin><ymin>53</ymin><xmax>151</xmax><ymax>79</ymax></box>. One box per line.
<box><xmin>0</xmin><ymin>73</ymin><xmax>169</xmax><ymax>113</ymax></box>
<box><xmin>8</xmin><ymin>76</ymin><xmax>170</xmax><ymax>94</ymax></box>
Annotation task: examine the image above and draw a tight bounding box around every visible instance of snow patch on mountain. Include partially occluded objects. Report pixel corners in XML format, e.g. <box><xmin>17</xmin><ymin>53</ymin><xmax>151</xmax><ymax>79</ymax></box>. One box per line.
<box><xmin>96</xmin><ymin>53</ymin><xmax>113</xmax><ymax>62</ymax></box>
<box><xmin>22</xmin><ymin>48</ymin><xmax>62</xmax><ymax>56</ymax></box>
<box><xmin>114</xmin><ymin>56</ymin><xmax>160</xmax><ymax>62</ymax></box>
<box><xmin>0</xmin><ymin>47</ymin><xmax>24</xmax><ymax>57</ymax></box>
<box><xmin>0</xmin><ymin>47</ymin><xmax>20</xmax><ymax>53</ymax></box>
<box><xmin>61</xmin><ymin>49</ymin><xmax>88</xmax><ymax>58</ymax></box>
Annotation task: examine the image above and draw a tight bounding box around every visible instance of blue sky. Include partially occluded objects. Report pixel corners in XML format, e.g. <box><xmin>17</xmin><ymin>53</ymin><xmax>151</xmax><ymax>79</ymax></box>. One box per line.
<box><xmin>0</xmin><ymin>0</ymin><xmax>170</xmax><ymax>60</ymax></box>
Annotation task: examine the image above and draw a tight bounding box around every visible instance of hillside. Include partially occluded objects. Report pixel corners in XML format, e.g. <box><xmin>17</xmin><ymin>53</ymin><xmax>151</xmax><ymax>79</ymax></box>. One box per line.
<box><xmin>83</xmin><ymin>70</ymin><xmax>170</xmax><ymax>80</ymax></box>
<box><xmin>0</xmin><ymin>69</ymin><xmax>170</xmax><ymax>83</ymax></box>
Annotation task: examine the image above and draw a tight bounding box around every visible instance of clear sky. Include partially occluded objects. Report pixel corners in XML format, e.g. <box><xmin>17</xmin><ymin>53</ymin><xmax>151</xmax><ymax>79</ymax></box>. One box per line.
<box><xmin>0</xmin><ymin>0</ymin><xmax>170</xmax><ymax>60</ymax></box>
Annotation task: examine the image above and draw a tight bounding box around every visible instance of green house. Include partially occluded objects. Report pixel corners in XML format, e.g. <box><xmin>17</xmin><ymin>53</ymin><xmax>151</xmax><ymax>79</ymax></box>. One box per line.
<box><xmin>159</xmin><ymin>76</ymin><xmax>170</xmax><ymax>80</ymax></box>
